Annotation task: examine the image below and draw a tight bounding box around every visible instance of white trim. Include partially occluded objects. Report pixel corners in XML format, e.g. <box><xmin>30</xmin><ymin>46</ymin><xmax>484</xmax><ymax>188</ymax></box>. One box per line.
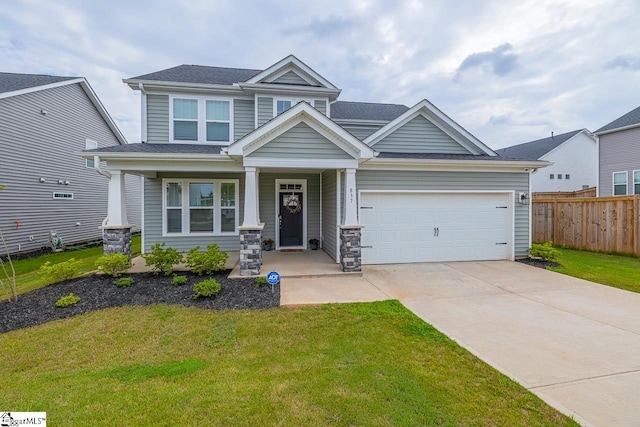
<box><xmin>613</xmin><ymin>171</ymin><xmax>628</xmax><ymax>196</ymax></box>
<box><xmin>85</xmin><ymin>139</ymin><xmax>98</xmax><ymax>167</ymax></box>
<box><xmin>335</xmin><ymin>170</ymin><xmax>341</xmax><ymax>263</ymax></box>
<box><xmin>528</xmin><ymin>170</ymin><xmax>532</xmax><ymax>250</ymax></box>
<box><xmin>319</xmin><ymin>172</ymin><xmax>323</xmax><ymax>249</ymax></box>
<box><xmin>161</xmin><ymin>178</ymin><xmax>240</xmax><ymax>237</ymax></box>
<box><xmin>243</xmin><ymin>158</ymin><xmax>358</xmax><ymax>169</ymax></box>
<box><xmin>0</xmin><ymin>77</ymin><xmax>84</xmax><ymax>100</ymax></box>
<box><xmin>596</xmin><ymin>135</ymin><xmax>600</xmax><ymax>197</ymax></box>
<box><xmin>358</xmin><ymin>190</ymin><xmax>515</xmax><ymax>262</ymax></box>
<box><xmin>538</xmin><ymin>129</ymin><xmax>597</xmax><ymax>160</ymax></box>
<box><xmin>595</xmin><ymin>122</ymin><xmax>640</xmax><ymax>136</ymax></box>
<box><xmin>273</xmin><ymin>97</ymin><xmax>314</xmax><ymax>117</ymax></box>
<box><xmin>245</xmin><ymin>54</ymin><xmax>338</xmax><ymax>89</ymax></box>
<box><xmin>634</xmin><ymin>170</ymin><xmax>640</xmax><ymax>195</ymax></box>
<box><xmin>275</xmin><ymin>179</ymin><xmax>307</xmax><ymax>250</ymax></box>
<box><xmin>140</xmin><ymin>84</ymin><xmax>147</xmax><ymax>143</ymax></box>
<box><xmin>140</xmin><ymin>175</ymin><xmax>145</xmax><ymax>254</ymax></box>
<box><xmin>360</xmin><ymin>157</ymin><xmax>549</xmax><ymax>172</ymax></box>
<box><xmin>169</xmin><ymin>94</ymin><xmax>234</xmax><ymax>144</ymax></box>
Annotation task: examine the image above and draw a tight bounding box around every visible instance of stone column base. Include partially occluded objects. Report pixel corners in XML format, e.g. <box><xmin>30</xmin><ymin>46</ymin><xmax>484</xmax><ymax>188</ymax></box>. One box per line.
<box><xmin>339</xmin><ymin>225</ymin><xmax>363</xmax><ymax>272</ymax></box>
<box><xmin>100</xmin><ymin>225</ymin><xmax>133</xmax><ymax>258</ymax></box>
<box><xmin>239</xmin><ymin>224</ymin><xmax>264</xmax><ymax>276</ymax></box>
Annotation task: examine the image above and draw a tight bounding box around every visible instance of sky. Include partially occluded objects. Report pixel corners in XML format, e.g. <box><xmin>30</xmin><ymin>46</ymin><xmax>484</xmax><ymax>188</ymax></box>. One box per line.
<box><xmin>1</xmin><ymin>0</ymin><xmax>639</xmax><ymax>149</ymax></box>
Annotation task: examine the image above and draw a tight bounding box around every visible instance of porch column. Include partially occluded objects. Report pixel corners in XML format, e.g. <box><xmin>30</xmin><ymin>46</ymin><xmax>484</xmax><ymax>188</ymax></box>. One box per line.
<box><xmin>343</xmin><ymin>168</ymin><xmax>358</xmax><ymax>226</ymax></box>
<box><xmin>100</xmin><ymin>170</ymin><xmax>132</xmax><ymax>257</ymax></box>
<box><xmin>243</xmin><ymin>167</ymin><xmax>259</xmax><ymax>227</ymax></box>
<box><xmin>239</xmin><ymin>166</ymin><xmax>263</xmax><ymax>276</ymax></box>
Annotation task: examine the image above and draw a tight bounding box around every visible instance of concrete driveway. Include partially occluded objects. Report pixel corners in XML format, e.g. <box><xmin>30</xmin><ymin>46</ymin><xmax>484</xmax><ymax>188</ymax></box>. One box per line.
<box><xmin>281</xmin><ymin>261</ymin><xmax>640</xmax><ymax>426</ymax></box>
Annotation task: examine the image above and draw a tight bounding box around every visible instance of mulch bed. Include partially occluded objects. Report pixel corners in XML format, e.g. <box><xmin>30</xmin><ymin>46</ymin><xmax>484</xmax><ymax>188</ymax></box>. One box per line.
<box><xmin>0</xmin><ymin>271</ymin><xmax>279</xmax><ymax>334</ymax></box>
<box><xmin>516</xmin><ymin>257</ymin><xmax>560</xmax><ymax>269</ymax></box>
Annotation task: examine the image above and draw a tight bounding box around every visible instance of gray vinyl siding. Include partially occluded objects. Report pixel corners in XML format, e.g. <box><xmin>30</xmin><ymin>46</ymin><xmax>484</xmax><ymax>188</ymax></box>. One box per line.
<box><xmin>272</xmin><ymin>71</ymin><xmax>310</xmax><ymax>86</ymax></box>
<box><xmin>0</xmin><ymin>83</ymin><xmax>125</xmax><ymax>255</ymax></box>
<box><xmin>125</xmin><ymin>174</ymin><xmax>142</xmax><ymax>232</ymax></box>
<box><xmin>248</xmin><ymin>123</ymin><xmax>353</xmax><ymax>159</ymax></box>
<box><xmin>321</xmin><ymin>170</ymin><xmax>337</xmax><ymax>261</ymax></box>
<box><xmin>598</xmin><ymin>127</ymin><xmax>640</xmax><ymax>196</ymax></box>
<box><xmin>259</xmin><ymin>173</ymin><xmax>320</xmax><ymax>247</ymax></box>
<box><xmin>356</xmin><ymin>170</ymin><xmax>530</xmax><ymax>257</ymax></box>
<box><xmin>314</xmin><ymin>100</ymin><xmax>327</xmax><ymax>115</ymax></box>
<box><xmin>234</xmin><ymin>99</ymin><xmax>255</xmax><ymax>140</ymax></box>
<box><xmin>257</xmin><ymin>97</ymin><xmax>273</xmax><ymax>127</ymax></box>
<box><xmin>146</xmin><ymin>94</ymin><xmax>169</xmax><ymax>143</ymax></box>
<box><xmin>143</xmin><ymin>172</ymin><xmax>244</xmax><ymax>253</ymax></box>
<box><xmin>340</xmin><ymin>124</ymin><xmax>383</xmax><ymax>140</ymax></box>
<box><xmin>373</xmin><ymin>115</ymin><xmax>472</xmax><ymax>154</ymax></box>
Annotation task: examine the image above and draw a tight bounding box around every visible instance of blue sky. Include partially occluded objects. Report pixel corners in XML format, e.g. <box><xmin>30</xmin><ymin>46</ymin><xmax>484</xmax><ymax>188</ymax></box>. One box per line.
<box><xmin>2</xmin><ymin>0</ymin><xmax>639</xmax><ymax>148</ymax></box>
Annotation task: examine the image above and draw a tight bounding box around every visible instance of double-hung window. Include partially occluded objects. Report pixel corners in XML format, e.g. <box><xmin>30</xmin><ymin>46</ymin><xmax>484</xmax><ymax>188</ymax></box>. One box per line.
<box><xmin>164</xmin><ymin>179</ymin><xmax>238</xmax><ymax>235</ymax></box>
<box><xmin>85</xmin><ymin>139</ymin><xmax>97</xmax><ymax>168</ymax></box>
<box><xmin>171</xmin><ymin>97</ymin><xmax>231</xmax><ymax>143</ymax></box>
<box><xmin>634</xmin><ymin>170</ymin><xmax>640</xmax><ymax>195</ymax></box>
<box><xmin>276</xmin><ymin>99</ymin><xmax>293</xmax><ymax>115</ymax></box>
<box><xmin>613</xmin><ymin>171</ymin><xmax>628</xmax><ymax>196</ymax></box>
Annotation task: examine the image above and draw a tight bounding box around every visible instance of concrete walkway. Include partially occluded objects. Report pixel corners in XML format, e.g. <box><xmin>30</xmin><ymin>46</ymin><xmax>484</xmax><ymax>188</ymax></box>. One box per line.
<box><xmin>281</xmin><ymin>261</ymin><xmax>640</xmax><ymax>426</ymax></box>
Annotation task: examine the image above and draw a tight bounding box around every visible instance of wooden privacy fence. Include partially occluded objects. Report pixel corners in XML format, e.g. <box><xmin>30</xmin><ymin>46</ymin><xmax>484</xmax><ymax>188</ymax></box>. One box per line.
<box><xmin>532</xmin><ymin>195</ymin><xmax>640</xmax><ymax>255</ymax></box>
<box><xmin>532</xmin><ymin>187</ymin><xmax>596</xmax><ymax>200</ymax></box>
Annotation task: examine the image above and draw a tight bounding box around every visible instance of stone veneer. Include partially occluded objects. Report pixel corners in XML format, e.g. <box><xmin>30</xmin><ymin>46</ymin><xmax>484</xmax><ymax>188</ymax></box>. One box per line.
<box><xmin>101</xmin><ymin>226</ymin><xmax>133</xmax><ymax>258</ymax></box>
<box><xmin>339</xmin><ymin>225</ymin><xmax>362</xmax><ymax>272</ymax></box>
<box><xmin>239</xmin><ymin>224</ymin><xmax>264</xmax><ymax>276</ymax></box>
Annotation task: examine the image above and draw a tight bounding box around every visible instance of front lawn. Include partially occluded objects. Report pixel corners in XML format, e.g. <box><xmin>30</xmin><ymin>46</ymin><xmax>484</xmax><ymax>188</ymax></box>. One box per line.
<box><xmin>549</xmin><ymin>248</ymin><xmax>640</xmax><ymax>293</ymax></box>
<box><xmin>0</xmin><ymin>301</ymin><xmax>576</xmax><ymax>426</ymax></box>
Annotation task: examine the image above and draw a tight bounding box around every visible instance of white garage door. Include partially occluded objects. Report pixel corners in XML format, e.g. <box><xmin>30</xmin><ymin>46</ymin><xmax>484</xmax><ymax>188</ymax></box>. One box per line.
<box><xmin>360</xmin><ymin>192</ymin><xmax>512</xmax><ymax>264</ymax></box>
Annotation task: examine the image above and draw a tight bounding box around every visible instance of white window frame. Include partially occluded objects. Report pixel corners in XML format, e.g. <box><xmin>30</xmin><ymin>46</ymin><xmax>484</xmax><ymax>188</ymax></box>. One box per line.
<box><xmin>169</xmin><ymin>95</ymin><xmax>234</xmax><ymax>145</ymax></box>
<box><xmin>273</xmin><ymin>97</ymin><xmax>314</xmax><ymax>117</ymax></box>
<box><xmin>634</xmin><ymin>170</ymin><xmax>640</xmax><ymax>195</ymax></box>
<box><xmin>85</xmin><ymin>139</ymin><xmax>97</xmax><ymax>168</ymax></box>
<box><xmin>162</xmin><ymin>178</ymin><xmax>239</xmax><ymax>236</ymax></box>
<box><xmin>613</xmin><ymin>171</ymin><xmax>628</xmax><ymax>196</ymax></box>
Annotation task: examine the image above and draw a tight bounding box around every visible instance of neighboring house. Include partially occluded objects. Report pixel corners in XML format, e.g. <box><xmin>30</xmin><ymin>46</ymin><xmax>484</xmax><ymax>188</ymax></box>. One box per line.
<box><xmin>496</xmin><ymin>129</ymin><xmax>598</xmax><ymax>193</ymax></box>
<box><xmin>83</xmin><ymin>55</ymin><xmax>547</xmax><ymax>275</ymax></box>
<box><xmin>0</xmin><ymin>72</ymin><xmax>140</xmax><ymax>255</ymax></box>
<box><xmin>595</xmin><ymin>105</ymin><xmax>640</xmax><ymax>196</ymax></box>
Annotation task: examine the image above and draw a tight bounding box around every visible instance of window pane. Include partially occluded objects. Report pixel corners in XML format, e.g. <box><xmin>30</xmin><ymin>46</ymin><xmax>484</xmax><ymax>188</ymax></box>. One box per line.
<box><xmin>174</xmin><ymin>121</ymin><xmax>198</xmax><ymax>140</ymax></box>
<box><xmin>189</xmin><ymin>183</ymin><xmax>214</xmax><ymax>207</ymax></box>
<box><xmin>166</xmin><ymin>183</ymin><xmax>182</xmax><ymax>207</ymax></box>
<box><xmin>167</xmin><ymin>209</ymin><xmax>182</xmax><ymax>233</ymax></box>
<box><xmin>614</xmin><ymin>172</ymin><xmax>627</xmax><ymax>185</ymax></box>
<box><xmin>277</xmin><ymin>100</ymin><xmax>292</xmax><ymax>115</ymax></box>
<box><xmin>635</xmin><ymin>172</ymin><xmax>640</xmax><ymax>195</ymax></box>
<box><xmin>614</xmin><ymin>185</ymin><xmax>627</xmax><ymax>196</ymax></box>
<box><xmin>221</xmin><ymin>208</ymin><xmax>235</xmax><ymax>232</ymax></box>
<box><xmin>206</xmin><ymin>100</ymin><xmax>229</xmax><ymax>121</ymax></box>
<box><xmin>173</xmin><ymin>98</ymin><xmax>197</xmax><ymax>119</ymax></box>
<box><xmin>221</xmin><ymin>183</ymin><xmax>235</xmax><ymax>207</ymax></box>
<box><xmin>206</xmin><ymin>122</ymin><xmax>229</xmax><ymax>141</ymax></box>
<box><xmin>635</xmin><ymin>183</ymin><xmax>640</xmax><ymax>195</ymax></box>
<box><xmin>190</xmin><ymin>209</ymin><xmax>213</xmax><ymax>232</ymax></box>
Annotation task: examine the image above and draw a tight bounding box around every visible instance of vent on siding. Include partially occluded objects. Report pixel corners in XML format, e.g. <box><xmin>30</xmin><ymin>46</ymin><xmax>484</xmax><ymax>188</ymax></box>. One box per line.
<box><xmin>53</xmin><ymin>192</ymin><xmax>74</xmax><ymax>200</ymax></box>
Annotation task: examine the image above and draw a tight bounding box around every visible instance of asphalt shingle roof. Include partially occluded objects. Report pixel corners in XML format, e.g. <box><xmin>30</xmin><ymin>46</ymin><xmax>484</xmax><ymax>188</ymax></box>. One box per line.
<box><xmin>128</xmin><ymin>65</ymin><xmax>262</xmax><ymax>85</ymax></box>
<box><xmin>85</xmin><ymin>143</ymin><xmax>225</xmax><ymax>155</ymax></box>
<box><xmin>330</xmin><ymin>101</ymin><xmax>409</xmax><ymax>121</ymax></box>
<box><xmin>596</xmin><ymin>105</ymin><xmax>640</xmax><ymax>133</ymax></box>
<box><xmin>0</xmin><ymin>72</ymin><xmax>77</xmax><ymax>95</ymax></box>
<box><xmin>376</xmin><ymin>152</ymin><xmax>522</xmax><ymax>161</ymax></box>
<box><xmin>495</xmin><ymin>129</ymin><xmax>584</xmax><ymax>160</ymax></box>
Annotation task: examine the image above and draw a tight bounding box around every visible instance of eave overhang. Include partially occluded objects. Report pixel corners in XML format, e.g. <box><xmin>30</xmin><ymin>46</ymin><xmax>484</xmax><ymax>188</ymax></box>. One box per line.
<box><xmin>360</xmin><ymin>157</ymin><xmax>551</xmax><ymax>172</ymax></box>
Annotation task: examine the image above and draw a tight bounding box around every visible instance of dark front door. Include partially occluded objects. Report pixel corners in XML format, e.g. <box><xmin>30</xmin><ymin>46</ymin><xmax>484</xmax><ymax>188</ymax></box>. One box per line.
<box><xmin>279</xmin><ymin>192</ymin><xmax>303</xmax><ymax>247</ymax></box>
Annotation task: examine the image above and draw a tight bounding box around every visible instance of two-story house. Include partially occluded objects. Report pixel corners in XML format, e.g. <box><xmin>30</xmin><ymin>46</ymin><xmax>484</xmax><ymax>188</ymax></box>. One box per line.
<box><xmin>595</xmin><ymin>105</ymin><xmax>640</xmax><ymax>196</ymax></box>
<box><xmin>83</xmin><ymin>55</ymin><xmax>547</xmax><ymax>275</ymax></box>
<box><xmin>0</xmin><ymin>72</ymin><xmax>140</xmax><ymax>256</ymax></box>
<box><xmin>496</xmin><ymin>129</ymin><xmax>598</xmax><ymax>193</ymax></box>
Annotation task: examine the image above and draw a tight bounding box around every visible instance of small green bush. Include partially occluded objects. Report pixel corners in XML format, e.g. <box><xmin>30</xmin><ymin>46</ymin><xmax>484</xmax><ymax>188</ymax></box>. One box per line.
<box><xmin>56</xmin><ymin>293</ymin><xmax>80</xmax><ymax>308</ymax></box>
<box><xmin>529</xmin><ymin>241</ymin><xmax>559</xmax><ymax>262</ymax></box>
<box><xmin>142</xmin><ymin>243</ymin><xmax>182</xmax><ymax>276</ymax></box>
<box><xmin>185</xmin><ymin>244</ymin><xmax>228</xmax><ymax>275</ymax></box>
<box><xmin>172</xmin><ymin>274</ymin><xmax>188</xmax><ymax>286</ymax></box>
<box><xmin>95</xmin><ymin>252</ymin><xmax>131</xmax><ymax>277</ymax></box>
<box><xmin>255</xmin><ymin>276</ymin><xmax>269</xmax><ymax>288</ymax></box>
<box><xmin>115</xmin><ymin>277</ymin><xmax>135</xmax><ymax>288</ymax></box>
<box><xmin>193</xmin><ymin>278</ymin><xmax>221</xmax><ymax>299</ymax></box>
<box><xmin>38</xmin><ymin>258</ymin><xmax>81</xmax><ymax>283</ymax></box>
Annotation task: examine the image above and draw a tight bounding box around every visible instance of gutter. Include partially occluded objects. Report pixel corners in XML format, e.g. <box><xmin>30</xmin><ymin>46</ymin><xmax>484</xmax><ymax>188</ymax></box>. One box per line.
<box><xmin>139</xmin><ymin>83</ymin><xmax>147</xmax><ymax>143</ymax></box>
<box><xmin>93</xmin><ymin>155</ymin><xmax>110</xmax><ymax>179</ymax></box>
<box><xmin>595</xmin><ymin>122</ymin><xmax>640</xmax><ymax>136</ymax></box>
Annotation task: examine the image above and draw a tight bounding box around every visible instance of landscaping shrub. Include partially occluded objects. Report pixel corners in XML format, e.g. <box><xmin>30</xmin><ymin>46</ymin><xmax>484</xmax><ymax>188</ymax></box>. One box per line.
<box><xmin>529</xmin><ymin>241</ymin><xmax>559</xmax><ymax>262</ymax></box>
<box><xmin>38</xmin><ymin>258</ymin><xmax>81</xmax><ymax>283</ymax></box>
<box><xmin>95</xmin><ymin>253</ymin><xmax>131</xmax><ymax>277</ymax></box>
<box><xmin>255</xmin><ymin>276</ymin><xmax>268</xmax><ymax>288</ymax></box>
<box><xmin>142</xmin><ymin>243</ymin><xmax>182</xmax><ymax>276</ymax></box>
<box><xmin>193</xmin><ymin>278</ymin><xmax>221</xmax><ymax>299</ymax></box>
<box><xmin>55</xmin><ymin>293</ymin><xmax>80</xmax><ymax>308</ymax></box>
<box><xmin>185</xmin><ymin>244</ymin><xmax>228</xmax><ymax>275</ymax></box>
<box><xmin>115</xmin><ymin>277</ymin><xmax>135</xmax><ymax>288</ymax></box>
<box><xmin>172</xmin><ymin>274</ymin><xmax>188</xmax><ymax>286</ymax></box>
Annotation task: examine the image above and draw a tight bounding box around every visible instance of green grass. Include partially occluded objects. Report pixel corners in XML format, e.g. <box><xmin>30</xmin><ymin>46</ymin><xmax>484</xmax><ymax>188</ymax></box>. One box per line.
<box><xmin>550</xmin><ymin>247</ymin><xmax>640</xmax><ymax>293</ymax></box>
<box><xmin>0</xmin><ymin>301</ymin><xmax>576</xmax><ymax>426</ymax></box>
<box><xmin>1</xmin><ymin>235</ymin><xmax>140</xmax><ymax>298</ymax></box>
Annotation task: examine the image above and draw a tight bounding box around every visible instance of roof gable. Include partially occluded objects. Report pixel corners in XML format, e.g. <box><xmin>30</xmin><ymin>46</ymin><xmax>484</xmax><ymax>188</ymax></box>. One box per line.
<box><xmin>0</xmin><ymin>72</ymin><xmax>77</xmax><ymax>95</ymax></box>
<box><xmin>496</xmin><ymin>129</ymin><xmax>593</xmax><ymax>160</ymax></box>
<box><xmin>365</xmin><ymin>99</ymin><xmax>495</xmax><ymax>156</ymax></box>
<box><xmin>596</xmin><ymin>105</ymin><xmax>640</xmax><ymax>134</ymax></box>
<box><xmin>244</xmin><ymin>55</ymin><xmax>337</xmax><ymax>89</ymax></box>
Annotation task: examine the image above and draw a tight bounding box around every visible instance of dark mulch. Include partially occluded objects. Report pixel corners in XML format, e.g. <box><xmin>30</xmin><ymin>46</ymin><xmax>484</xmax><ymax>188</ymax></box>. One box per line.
<box><xmin>517</xmin><ymin>257</ymin><xmax>560</xmax><ymax>269</ymax></box>
<box><xmin>0</xmin><ymin>271</ymin><xmax>279</xmax><ymax>334</ymax></box>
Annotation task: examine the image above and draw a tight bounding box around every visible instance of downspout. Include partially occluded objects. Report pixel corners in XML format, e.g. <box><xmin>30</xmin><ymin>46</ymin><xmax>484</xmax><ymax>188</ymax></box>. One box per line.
<box><xmin>93</xmin><ymin>155</ymin><xmax>111</xmax><ymax>226</ymax></box>
<box><xmin>139</xmin><ymin>83</ymin><xmax>147</xmax><ymax>143</ymax></box>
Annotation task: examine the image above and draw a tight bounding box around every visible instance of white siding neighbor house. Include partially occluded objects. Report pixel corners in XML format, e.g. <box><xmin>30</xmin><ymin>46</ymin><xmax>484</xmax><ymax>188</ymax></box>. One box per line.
<box><xmin>595</xmin><ymin>105</ymin><xmax>640</xmax><ymax>197</ymax></box>
<box><xmin>496</xmin><ymin>129</ymin><xmax>597</xmax><ymax>193</ymax></box>
<box><xmin>82</xmin><ymin>55</ymin><xmax>548</xmax><ymax>275</ymax></box>
<box><xmin>0</xmin><ymin>73</ymin><xmax>140</xmax><ymax>255</ymax></box>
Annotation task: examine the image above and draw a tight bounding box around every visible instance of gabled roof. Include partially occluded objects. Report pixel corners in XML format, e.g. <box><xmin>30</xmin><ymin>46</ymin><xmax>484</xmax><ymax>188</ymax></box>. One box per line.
<box><xmin>243</xmin><ymin>55</ymin><xmax>337</xmax><ymax>89</ymax></box>
<box><xmin>126</xmin><ymin>65</ymin><xmax>261</xmax><ymax>86</ymax></box>
<box><xmin>0</xmin><ymin>72</ymin><xmax>127</xmax><ymax>145</ymax></box>
<box><xmin>496</xmin><ymin>129</ymin><xmax>591</xmax><ymax>160</ymax></box>
<box><xmin>595</xmin><ymin>105</ymin><xmax>640</xmax><ymax>135</ymax></box>
<box><xmin>364</xmin><ymin>99</ymin><xmax>496</xmax><ymax>156</ymax></box>
<box><xmin>331</xmin><ymin>101</ymin><xmax>409</xmax><ymax>122</ymax></box>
